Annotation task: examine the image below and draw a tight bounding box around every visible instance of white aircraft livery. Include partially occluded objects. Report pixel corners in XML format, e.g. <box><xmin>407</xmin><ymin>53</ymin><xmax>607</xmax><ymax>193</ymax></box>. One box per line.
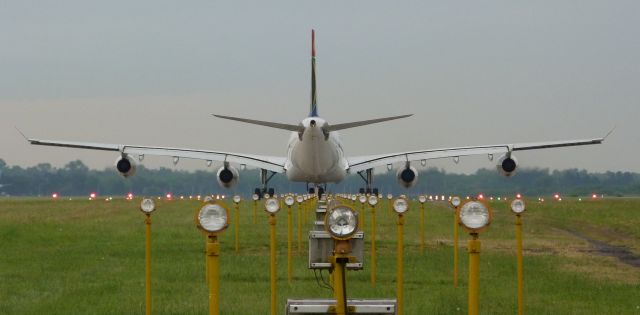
<box><xmin>24</xmin><ymin>30</ymin><xmax>610</xmax><ymax>196</ymax></box>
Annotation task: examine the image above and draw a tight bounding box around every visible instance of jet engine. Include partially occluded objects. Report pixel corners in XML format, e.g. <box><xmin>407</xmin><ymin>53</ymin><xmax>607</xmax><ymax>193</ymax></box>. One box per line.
<box><xmin>396</xmin><ymin>164</ymin><xmax>418</xmax><ymax>188</ymax></box>
<box><xmin>496</xmin><ymin>154</ymin><xmax>518</xmax><ymax>177</ymax></box>
<box><xmin>115</xmin><ymin>155</ymin><xmax>137</xmax><ymax>178</ymax></box>
<box><xmin>217</xmin><ymin>164</ymin><xmax>239</xmax><ymax>188</ymax></box>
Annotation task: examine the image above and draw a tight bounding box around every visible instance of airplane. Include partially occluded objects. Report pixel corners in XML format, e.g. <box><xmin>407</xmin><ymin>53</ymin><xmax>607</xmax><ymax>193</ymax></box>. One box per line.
<box><xmin>22</xmin><ymin>30</ymin><xmax>610</xmax><ymax>197</ymax></box>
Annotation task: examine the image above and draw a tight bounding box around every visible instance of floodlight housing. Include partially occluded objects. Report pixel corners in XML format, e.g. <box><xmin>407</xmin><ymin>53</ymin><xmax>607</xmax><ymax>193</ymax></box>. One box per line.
<box><xmin>264</xmin><ymin>197</ymin><xmax>280</xmax><ymax>214</ymax></box>
<box><xmin>450</xmin><ymin>196</ymin><xmax>461</xmax><ymax>207</ymax></box>
<box><xmin>196</xmin><ymin>202</ymin><xmax>229</xmax><ymax>233</ymax></box>
<box><xmin>510</xmin><ymin>199</ymin><xmax>526</xmax><ymax>214</ymax></box>
<box><xmin>252</xmin><ymin>193</ymin><xmax>259</xmax><ymax>201</ymax></box>
<box><xmin>368</xmin><ymin>195</ymin><xmax>378</xmax><ymax>206</ymax></box>
<box><xmin>392</xmin><ymin>197</ymin><xmax>410</xmax><ymax>214</ymax></box>
<box><xmin>459</xmin><ymin>200</ymin><xmax>492</xmax><ymax>232</ymax></box>
<box><xmin>351</xmin><ymin>195</ymin><xmax>357</xmax><ymax>201</ymax></box>
<box><xmin>358</xmin><ymin>195</ymin><xmax>367</xmax><ymax>204</ymax></box>
<box><xmin>296</xmin><ymin>195</ymin><xmax>304</xmax><ymax>203</ymax></box>
<box><xmin>387</xmin><ymin>194</ymin><xmax>393</xmax><ymax>200</ymax></box>
<box><xmin>418</xmin><ymin>195</ymin><xmax>427</xmax><ymax>203</ymax></box>
<box><xmin>325</xmin><ymin>205</ymin><xmax>359</xmax><ymax>240</ymax></box>
<box><xmin>233</xmin><ymin>195</ymin><xmax>241</xmax><ymax>204</ymax></box>
<box><xmin>140</xmin><ymin>198</ymin><xmax>156</xmax><ymax>214</ymax></box>
<box><xmin>285</xmin><ymin>195</ymin><xmax>295</xmax><ymax>206</ymax></box>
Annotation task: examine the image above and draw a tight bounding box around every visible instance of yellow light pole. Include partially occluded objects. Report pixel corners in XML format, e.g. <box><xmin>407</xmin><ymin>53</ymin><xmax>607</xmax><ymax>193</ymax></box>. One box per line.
<box><xmin>264</xmin><ymin>197</ymin><xmax>281</xmax><ymax>315</ymax></box>
<box><xmin>459</xmin><ymin>200</ymin><xmax>492</xmax><ymax>315</ymax></box>
<box><xmin>418</xmin><ymin>195</ymin><xmax>427</xmax><ymax>253</ymax></box>
<box><xmin>284</xmin><ymin>195</ymin><xmax>295</xmax><ymax>283</ymax></box>
<box><xmin>367</xmin><ymin>195</ymin><xmax>379</xmax><ymax>286</ymax></box>
<box><xmin>392</xmin><ymin>197</ymin><xmax>410</xmax><ymax>315</ymax></box>
<box><xmin>232</xmin><ymin>195</ymin><xmax>241</xmax><ymax>253</ymax></box>
<box><xmin>139</xmin><ymin>198</ymin><xmax>156</xmax><ymax>315</ymax></box>
<box><xmin>386</xmin><ymin>194</ymin><xmax>393</xmax><ymax>220</ymax></box>
<box><xmin>325</xmin><ymin>204</ymin><xmax>359</xmax><ymax>315</ymax></box>
<box><xmin>252</xmin><ymin>193</ymin><xmax>259</xmax><ymax>225</ymax></box>
<box><xmin>511</xmin><ymin>198</ymin><xmax>527</xmax><ymax>315</ymax></box>
<box><xmin>296</xmin><ymin>195</ymin><xmax>304</xmax><ymax>254</ymax></box>
<box><xmin>195</xmin><ymin>201</ymin><xmax>230</xmax><ymax>315</ymax></box>
<box><xmin>358</xmin><ymin>195</ymin><xmax>367</xmax><ymax>233</ymax></box>
<box><xmin>450</xmin><ymin>196</ymin><xmax>462</xmax><ymax>287</ymax></box>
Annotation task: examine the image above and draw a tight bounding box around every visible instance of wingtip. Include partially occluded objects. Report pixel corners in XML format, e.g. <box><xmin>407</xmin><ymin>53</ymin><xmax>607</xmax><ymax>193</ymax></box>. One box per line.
<box><xmin>14</xmin><ymin>126</ymin><xmax>30</xmax><ymax>142</ymax></box>
<box><xmin>604</xmin><ymin>126</ymin><xmax>616</xmax><ymax>140</ymax></box>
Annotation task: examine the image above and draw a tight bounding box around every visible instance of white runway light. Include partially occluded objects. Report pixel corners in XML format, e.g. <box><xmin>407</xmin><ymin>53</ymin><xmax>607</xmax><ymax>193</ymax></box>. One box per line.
<box><xmin>197</xmin><ymin>203</ymin><xmax>228</xmax><ymax>233</ymax></box>
<box><xmin>459</xmin><ymin>201</ymin><xmax>491</xmax><ymax>231</ymax></box>
<box><xmin>326</xmin><ymin>206</ymin><xmax>358</xmax><ymax>239</ymax></box>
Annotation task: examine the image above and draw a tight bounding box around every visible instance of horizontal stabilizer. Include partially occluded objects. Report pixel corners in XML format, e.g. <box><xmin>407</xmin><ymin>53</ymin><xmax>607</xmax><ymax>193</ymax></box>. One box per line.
<box><xmin>213</xmin><ymin>114</ymin><xmax>303</xmax><ymax>132</ymax></box>
<box><xmin>326</xmin><ymin>114</ymin><xmax>413</xmax><ymax>132</ymax></box>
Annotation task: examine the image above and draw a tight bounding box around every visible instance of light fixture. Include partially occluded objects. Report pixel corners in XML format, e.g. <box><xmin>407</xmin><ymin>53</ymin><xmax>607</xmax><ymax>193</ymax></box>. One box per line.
<box><xmin>196</xmin><ymin>202</ymin><xmax>229</xmax><ymax>233</ymax></box>
<box><xmin>264</xmin><ymin>197</ymin><xmax>280</xmax><ymax>214</ymax></box>
<box><xmin>296</xmin><ymin>195</ymin><xmax>304</xmax><ymax>203</ymax></box>
<box><xmin>459</xmin><ymin>201</ymin><xmax>492</xmax><ymax>232</ymax></box>
<box><xmin>233</xmin><ymin>195</ymin><xmax>241</xmax><ymax>204</ymax></box>
<box><xmin>510</xmin><ymin>199</ymin><xmax>526</xmax><ymax>214</ymax></box>
<box><xmin>325</xmin><ymin>205</ymin><xmax>359</xmax><ymax>240</ymax></box>
<box><xmin>351</xmin><ymin>195</ymin><xmax>357</xmax><ymax>202</ymax></box>
<box><xmin>140</xmin><ymin>198</ymin><xmax>156</xmax><ymax>214</ymax></box>
<box><xmin>368</xmin><ymin>195</ymin><xmax>378</xmax><ymax>206</ymax></box>
<box><xmin>252</xmin><ymin>193</ymin><xmax>259</xmax><ymax>201</ymax></box>
<box><xmin>358</xmin><ymin>195</ymin><xmax>367</xmax><ymax>204</ymax></box>
<box><xmin>392</xmin><ymin>197</ymin><xmax>409</xmax><ymax>214</ymax></box>
<box><xmin>285</xmin><ymin>195</ymin><xmax>295</xmax><ymax>206</ymax></box>
<box><xmin>387</xmin><ymin>194</ymin><xmax>393</xmax><ymax>200</ymax></box>
<box><xmin>418</xmin><ymin>195</ymin><xmax>427</xmax><ymax>203</ymax></box>
<box><xmin>204</xmin><ymin>196</ymin><xmax>213</xmax><ymax>203</ymax></box>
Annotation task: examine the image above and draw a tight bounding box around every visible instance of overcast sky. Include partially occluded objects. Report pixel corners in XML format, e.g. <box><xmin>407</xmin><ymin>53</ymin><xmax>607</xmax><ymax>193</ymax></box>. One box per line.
<box><xmin>1</xmin><ymin>1</ymin><xmax>638</xmax><ymax>174</ymax></box>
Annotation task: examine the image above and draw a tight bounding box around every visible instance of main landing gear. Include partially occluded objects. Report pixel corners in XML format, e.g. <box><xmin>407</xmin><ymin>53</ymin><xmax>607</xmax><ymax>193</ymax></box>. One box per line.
<box><xmin>254</xmin><ymin>169</ymin><xmax>277</xmax><ymax>198</ymax></box>
<box><xmin>357</xmin><ymin>168</ymin><xmax>379</xmax><ymax>195</ymax></box>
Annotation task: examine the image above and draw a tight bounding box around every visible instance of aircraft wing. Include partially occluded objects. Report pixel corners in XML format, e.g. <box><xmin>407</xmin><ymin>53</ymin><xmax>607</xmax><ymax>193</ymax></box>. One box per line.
<box><xmin>346</xmin><ymin>134</ymin><xmax>609</xmax><ymax>174</ymax></box>
<box><xmin>26</xmin><ymin>138</ymin><xmax>287</xmax><ymax>173</ymax></box>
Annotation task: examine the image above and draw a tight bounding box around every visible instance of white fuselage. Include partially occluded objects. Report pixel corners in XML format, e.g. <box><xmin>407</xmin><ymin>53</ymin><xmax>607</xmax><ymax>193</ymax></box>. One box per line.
<box><xmin>284</xmin><ymin>117</ymin><xmax>348</xmax><ymax>183</ymax></box>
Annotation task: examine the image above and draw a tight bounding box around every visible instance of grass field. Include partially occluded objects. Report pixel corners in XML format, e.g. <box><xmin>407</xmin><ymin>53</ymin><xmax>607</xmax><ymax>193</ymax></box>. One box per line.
<box><xmin>0</xmin><ymin>196</ymin><xmax>639</xmax><ymax>314</ymax></box>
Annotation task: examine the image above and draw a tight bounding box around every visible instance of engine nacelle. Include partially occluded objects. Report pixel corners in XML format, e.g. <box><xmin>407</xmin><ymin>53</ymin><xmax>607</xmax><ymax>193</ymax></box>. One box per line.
<box><xmin>396</xmin><ymin>165</ymin><xmax>418</xmax><ymax>188</ymax></box>
<box><xmin>115</xmin><ymin>155</ymin><xmax>137</xmax><ymax>178</ymax></box>
<box><xmin>216</xmin><ymin>165</ymin><xmax>239</xmax><ymax>188</ymax></box>
<box><xmin>496</xmin><ymin>154</ymin><xmax>518</xmax><ymax>177</ymax></box>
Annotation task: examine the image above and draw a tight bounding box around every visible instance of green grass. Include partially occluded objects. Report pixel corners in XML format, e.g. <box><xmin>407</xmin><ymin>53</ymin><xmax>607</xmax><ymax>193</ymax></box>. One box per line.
<box><xmin>0</xmin><ymin>197</ymin><xmax>639</xmax><ymax>314</ymax></box>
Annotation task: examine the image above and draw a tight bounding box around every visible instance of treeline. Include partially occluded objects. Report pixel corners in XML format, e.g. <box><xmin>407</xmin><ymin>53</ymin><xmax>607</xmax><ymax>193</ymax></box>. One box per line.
<box><xmin>1</xmin><ymin>159</ymin><xmax>639</xmax><ymax>197</ymax></box>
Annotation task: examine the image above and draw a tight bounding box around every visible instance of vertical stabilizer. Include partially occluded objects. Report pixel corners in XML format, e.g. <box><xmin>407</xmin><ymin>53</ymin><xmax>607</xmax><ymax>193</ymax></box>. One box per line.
<box><xmin>310</xmin><ymin>29</ymin><xmax>318</xmax><ymax>117</ymax></box>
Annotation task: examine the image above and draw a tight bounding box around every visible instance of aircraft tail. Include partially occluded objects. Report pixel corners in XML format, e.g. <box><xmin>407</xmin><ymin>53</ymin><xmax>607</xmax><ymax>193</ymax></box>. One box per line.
<box><xmin>310</xmin><ymin>29</ymin><xmax>318</xmax><ymax>117</ymax></box>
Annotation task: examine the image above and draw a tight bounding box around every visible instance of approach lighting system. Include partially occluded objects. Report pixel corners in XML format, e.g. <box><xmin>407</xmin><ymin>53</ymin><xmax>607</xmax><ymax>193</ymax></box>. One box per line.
<box><xmin>459</xmin><ymin>201</ymin><xmax>492</xmax><ymax>232</ymax></box>
<box><xmin>252</xmin><ymin>193</ymin><xmax>259</xmax><ymax>201</ymax></box>
<box><xmin>325</xmin><ymin>205</ymin><xmax>359</xmax><ymax>240</ymax></box>
<box><xmin>265</xmin><ymin>197</ymin><xmax>281</xmax><ymax>214</ymax></box>
<box><xmin>358</xmin><ymin>195</ymin><xmax>367</xmax><ymax>204</ymax></box>
<box><xmin>196</xmin><ymin>202</ymin><xmax>229</xmax><ymax>233</ymax></box>
<box><xmin>140</xmin><ymin>198</ymin><xmax>156</xmax><ymax>214</ymax></box>
<box><xmin>392</xmin><ymin>197</ymin><xmax>409</xmax><ymax>214</ymax></box>
<box><xmin>418</xmin><ymin>195</ymin><xmax>427</xmax><ymax>203</ymax></box>
<box><xmin>233</xmin><ymin>195</ymin><xmax>241</xmax><ymax>204</ymax></box>
<box><xmin>285</xmin><ymin>195</ymin><xmax>295</xmax><ymax>206</ymax></box>
<box><xmin>451</xmin><ymin>196</ymin><xmax>461</xmax><ymax>207</ymax></box>
<box><xmin>368</xmin><ymin>195</ymin><xmax>378</xmax><ymax>206</ymax></box>
<box><xmin>510</xmin><ymin>198</ymin><xmax>526</xmax><ymax>214</ymax></box>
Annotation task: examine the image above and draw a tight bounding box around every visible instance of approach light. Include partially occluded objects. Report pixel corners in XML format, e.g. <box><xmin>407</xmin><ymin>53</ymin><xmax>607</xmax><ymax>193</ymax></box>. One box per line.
<box><xmin>264</xmin><ymin>197</ymin><xmax>280</xmax><ymax>214</ymax></box>
<box><xmin>510</xmin><ymin>199</ymin><xmax>526</xmax><ymax>214</ymax></box>
<box><xmin>387</xmin><ymin>194</ymin><xmax>393</xmax><ymax>200</ymax></box>
<box><xmin>140</xmin><ymin>198</ymin><xmax>156</xmax><ymax>214</ymax></box>
<box><xmin>325</xmin><ymin>205</ymin><xmax>359</xmax><ymax>240</ymax></box>
<box><xmin>196</xmin><ymin>202</ymin><xmax>229</xmax><ymax>233</ymax></box>
<box><xmin>233</xmin><ymin>195</ymin><xmax>241</xmax><ymax>204</ymax></box>
<box><xmin>392</xmin><ymin>197</ymin><xmax>409</xmax><ymax>214</ymax></box>
<box><xmin>592</xmin><ymin>194</ymin><xmax>597</xmax><ymax>199</ymax></box>
<box><xmin>203</xmin><ymin>196</ymin><xmax>213</xmax><ymax>203</ymax></box>
<box><xmin>516</xmin><ymin>193</ymin><xmax>522</xmax><ymax>199</ymax></box>
<box><xmin>296</xmin><ymin>195</ymin><xmax>304</xmax><ymax>203</ymax></box>
<box><xmin>166</xmin><ymin>193</ymin><xmax>172</xmax><ymax>200</ymax></box>
<box><xmin>418</xmin><ymin>195</ymin><xmax>427</xmax><ymax>203</ymax></box>
<box><xmin>554</xmin><ymin>194</ymin><xmax>560</xmax><ymax>200</ymax></box>
<box><xmin>368</xmin><ymin>195</ymin><xmax>378</xmax><ymax>206</ymax></box>
<box><xmin>264</xmin><ymin>193</ymin><xmax>271</xmax><ymax>199</ymax></box>
<box><xmin>459</xmin><ymin>201</ymin><xmax>492</xmax><ymax>232</ymax></box>
<box><xmin>89</xmin><ymin>192</ymin><xmax>97</xmax><ymax>199</ymax></box>
<box><xmin>358</xmin><ymin>195</ymin><xmax>367</xmax><ymax>204</ymax></box>
<box><xmin>252</xmin><ymin>193</ymin><xmax>259</xmax><ymax>201</ymax></box>
<box><xmin>52</xmin><ymin>193</ymin><xmax>59</xmax><ymax>199</ymax></box>
<box><xmin>477</xmin><ymin>194</ymin><xmax>484</xmax><ymax>200</ymax></box>
<box><xmin>351</xmin><ymin>195</ymin><xmax>357</xmax><ymax>202</ymax></box>
<box><xmin>285</xmin><ymin>195</ymin><xmax>295</xmax><ymax>206</ymax></box>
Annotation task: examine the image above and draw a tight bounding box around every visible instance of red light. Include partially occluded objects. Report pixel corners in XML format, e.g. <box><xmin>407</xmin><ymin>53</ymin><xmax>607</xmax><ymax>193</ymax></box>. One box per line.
<box><xmin>592</xmin><ymin>194</ymin><xmax>597</xmax><ymax>199</ymax></box>
<box><xmin>516</xmin><ymin>193</ymin><xmax>522</xmax><ymax>199</ymax></box>
<box><xmin>166</xmin><ymin>193</ymin><xmax>172</xmax><ymax>199</ymax></box>
<box><xmin>477</xmin><ymin>194</ymin><xmax>484</xmax><ymax>200</ymax></box>
<box><xmin>52</xmin><ymin>193</ymin><xmax>58</xmax><ymax>199</ymax></box>
<box><xmin>89</xmin><ymin>193</ymin><xmax>96</xmax><ymax>199</ymax></box>
<box><xmin>554</xmin><ymin>194</ymin><xmax>560</xmax><ymax>199</ymax></box>
<box><xmin>127</xmin><ymin>193</ymin><xmax>133</xmax><ymax>200</ymax></box>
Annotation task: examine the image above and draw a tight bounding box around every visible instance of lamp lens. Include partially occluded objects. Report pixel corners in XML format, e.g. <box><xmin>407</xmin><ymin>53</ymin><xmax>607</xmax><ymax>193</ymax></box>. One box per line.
<box><xmin>285</xmin><ymin>196</ymin><xmax>295</xmax><ymax>206</ymax></box>
<box><xmin>418</xmin><ymin>195</ymin><xmax>427</xmax><ymax>203</ymax></box>
<box><xmin>233</xmin><ymin>195</ymin><xmax>241</xmax><ymax>203</ymax></box>
<box><xmin>459</xmin><ymin>201</ymin><xmax>490</xmax><ymax>230</ymax></box>
<box><xmin>198</xmin><ymin>203</ymin><xmax>227</xmax><ymax>233</ymax></box>
<box><xmin>265</xmin><ymin>198</ymin><xmax>280</xmax><ymax>213</ymax></box>
<box><xmin>327</xmin><ymin>207</ymin><xmax>358</xmax><ymax>238</ymax></box>
<box><xmin>368</xmin><ymin>195</ymin><xmax>378</xmax><ymax>206</ymax></box>
<box><xmin>451</xmin><ymin>196</ymin><xmax>461</xmax><ymax>207</ymax></box>
<box><xmin>296</xmin><ymin>195</ymin><xmax>304</xmax><ymax>203</ymax></box>
<box><xmin>393</xmin><ymin>198</ymin><xmax>409</xmax><ymax>213</ymax></box>
<box><xmin>387</xmin><ymin>194</ymin><xmax>393</xmax><ymax>200</ymax></box>
<box><xmin>252</xmin><ymin>194</ymin><xmax>259</xmax><ymax>201</ymax></box>
<box><xmin>358</xmin><ymin>195</ymin><xmax>367</xmax><ymax>203</ymax></box>
<box><xmin>511</xmin><ymin>199</ymin><xmax>526</xmax><ymax>213</ymax></box>
<box><xmin>140</xmin><ymin>198</ymin><xmax>156</xmax><ymax>213</ymax></box>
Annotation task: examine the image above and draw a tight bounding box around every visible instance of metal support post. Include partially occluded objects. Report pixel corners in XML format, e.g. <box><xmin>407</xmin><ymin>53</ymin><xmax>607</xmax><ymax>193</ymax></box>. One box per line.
<box><xmin>468</xmin><ymin>233</ymin><xmax>481</xmax><ymax>315</ymax></box>
<box><xmin>454</xmin><ymin>208</ymin><xmax>459</xmax><ymax>287</ymax></box>
<box><xmin>397</xmin><ymin>214</ymin><xmax>405</xmax><ymax>315</ymax></box>
<box><xmin>370</xmin><ymin>205</ymin><xmax>377</xmax><ymax>286</ymax></box>
<box><xmin>516</xmin><ymin>214</ymin><xmax>524</xmax><ymax>315</ymax></box>
<box><xmin>206</xmin><ymin>235</ymin><xmax>220</xmax><ymax>315</ymax></box>
<box><xmin>269</xmin><ymin>214</ymin><xmax>277</xmax><ymax>315</ymax></box>
<box><xmin>144</xmin><ymin>214</ymin><xmax>152</xmax><ymax>315</ymax></box>
<box><xmin>288</xmin><ymin>205</ymin><xmax>293</xmax><ymax>283</ymax></box>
